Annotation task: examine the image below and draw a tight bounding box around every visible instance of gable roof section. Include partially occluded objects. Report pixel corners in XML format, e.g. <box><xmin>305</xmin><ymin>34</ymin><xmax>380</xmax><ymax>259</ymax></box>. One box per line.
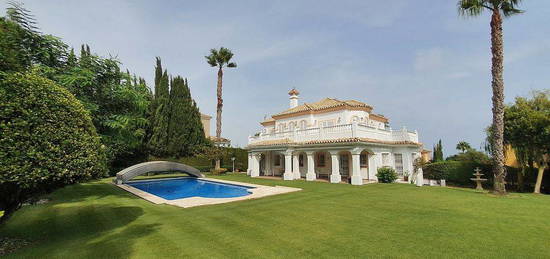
<box><xmin>272</xmin><ymin>98</ymin><xmax>373</xmax><ymax>119</ymax></box>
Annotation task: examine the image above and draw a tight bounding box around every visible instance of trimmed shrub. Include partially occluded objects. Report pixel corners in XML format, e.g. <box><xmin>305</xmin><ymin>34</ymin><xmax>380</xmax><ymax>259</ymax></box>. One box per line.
<box><xmin>0</xmin><ymin>73</ymin><xmax>107</xmax><ymax>222</ymax></box>
<box><xmin>376</xmin><ymin>167</ymin><xmax>398</xmax><ymax>183</ymax></box>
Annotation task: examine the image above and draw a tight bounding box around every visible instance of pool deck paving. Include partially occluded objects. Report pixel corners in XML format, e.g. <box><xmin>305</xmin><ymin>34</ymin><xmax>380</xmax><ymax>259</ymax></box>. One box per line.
<box><xmin>116</xmin><ymin>177</ymin><xmax>301</xmax><ymax>208</ymax></box>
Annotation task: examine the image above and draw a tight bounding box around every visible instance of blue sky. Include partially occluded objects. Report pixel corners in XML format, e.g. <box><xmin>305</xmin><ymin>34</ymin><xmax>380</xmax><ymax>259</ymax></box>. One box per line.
<box><xmin>3</xmin><ymin>0</ymin><xmax>549</xmax><ymax>155</ymax></box>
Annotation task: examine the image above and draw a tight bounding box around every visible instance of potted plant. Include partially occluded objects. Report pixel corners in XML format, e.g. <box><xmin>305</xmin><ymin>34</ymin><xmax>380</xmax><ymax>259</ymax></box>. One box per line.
<box><xmin>403</xmin><ymin>171</ymin><xmax>409</xmax><ymax>182</ymax></box>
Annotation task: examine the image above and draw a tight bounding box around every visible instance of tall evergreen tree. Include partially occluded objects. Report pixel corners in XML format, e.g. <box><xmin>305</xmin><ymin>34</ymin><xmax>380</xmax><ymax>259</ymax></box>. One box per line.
<box><xmin>148</xmin><ymin>69</ymin><xmax>170</xmax><ymax>156</ymax></box>
<box><xmin>432</xmin><ymin>139</ymin><xmax>444</xmax><ymax>162</ymax></box>
<box><xmin>167</xmin><ymin>77</ymin><xmax>207</xmax><ymax>156</ymax></box>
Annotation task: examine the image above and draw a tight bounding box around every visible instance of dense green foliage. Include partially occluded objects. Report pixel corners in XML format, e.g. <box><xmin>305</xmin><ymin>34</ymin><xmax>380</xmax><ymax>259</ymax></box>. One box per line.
<box><xmin>504</xmin><ymin>91</ymin><xmax>550</xmax><ymax>193</ymax></box>
<box><xmin>167</xmin><ymin>76</ymin><xmax>207</xmax><ymax>156</ymax></box>
<box><xmin>148</xmin><ymin>60</ymin><xmax>170</xmax><ymax>156</ymax></box>
<box><xmin>376</xmin><ymin>167</ymin><xmax>398</xmax><ymax>183</ymax></box>
<box><xmin>148</xmin><ymin>59</ymin><xmax>207</xmax><ymax>157</ymax></box>
<box><xmin>432</xmin><ymin>139</ymin><xmax>444</xmax><ymax>162</ymax></box>
<box><xmin>1</xmin><ymin>3</ymin><xmax>152</xmax><ymax>174</ymax></box>
<box><xmin>57</xmin><ymin>48</ymin><xmax>152</xmax><ymax>172</ymax></box>
<box><xmin>2</xmin><ymin>174</ymin><xmax>550</xmax><ymax>258</ymax></box>
<box><xmin>0</xmin><ymin>73</ymin><xmax>107</xmax><ymax>222</ymax></box>
<box><xmin>424</xmin><ymin>148</ymin><xmax>491</xmax><ymax>185</ymax></box>
<box><xmin>152</xmin><ymin>147</ymin><xmax>249</xmax><ymax>172</ymax></box>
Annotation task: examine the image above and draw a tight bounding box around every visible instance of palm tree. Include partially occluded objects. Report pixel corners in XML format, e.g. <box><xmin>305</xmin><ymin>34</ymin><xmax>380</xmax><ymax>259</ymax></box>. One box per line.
<box><xmin>458</xmin><ymin>0</ymin><xmax>523</xmax><ymax>195</ymax></box>
<box><xmin>205</xmin><ymin>47</ymin><xmax>237</xmax><ymax>170</ymax></box>
<box><xmin>456</xmin><ymin>141</ymin><xmax>472</xmax><ymax>153</ymax></box>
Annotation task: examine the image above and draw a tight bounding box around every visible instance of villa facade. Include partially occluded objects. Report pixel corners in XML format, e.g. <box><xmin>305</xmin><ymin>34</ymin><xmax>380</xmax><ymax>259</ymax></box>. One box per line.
<box><xmin>246</xmin><ymin>89</ymin><xmax>424</xmax><ymax>185</ymax></box>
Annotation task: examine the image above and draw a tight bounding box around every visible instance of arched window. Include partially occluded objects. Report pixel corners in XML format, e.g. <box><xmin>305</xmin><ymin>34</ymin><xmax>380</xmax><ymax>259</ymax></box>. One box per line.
<box><xmin>299</xmin><ymin>120</ymin><xmax>307</xmax><ymax>129</ymax></box>
<box><xmin>289</xmin><ymin>122</ymin><xmax>295</xmax><ymax>131</ymax></box>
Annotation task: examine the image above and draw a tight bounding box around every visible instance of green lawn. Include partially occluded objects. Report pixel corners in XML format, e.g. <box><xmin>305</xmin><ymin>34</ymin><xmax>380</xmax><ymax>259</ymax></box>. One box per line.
<box><xmin>1</xmin><ymin>174</ymin><xmax>549</xmax><ymax>258</ymax></box>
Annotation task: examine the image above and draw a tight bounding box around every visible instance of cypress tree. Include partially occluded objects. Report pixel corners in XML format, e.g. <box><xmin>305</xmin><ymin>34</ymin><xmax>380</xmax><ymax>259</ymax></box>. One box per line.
<box><xmin>167</xmin><ymin>76</ymin><xmax>188</xmax><ymax>156</ymax></box>
<box><xmin>167</xmin><ymin>77</ymin><xmax>207</xmax><ymax>156</ymax></box>
<box><xmin>432</xmin><ymin>139</ymin><xmax>444</xmax><ymax>162</ymax></box>
<box><xmin>148</xmin><ymin>70</ymin><xmax>170</xmax><ymax>156</ymax></box>
<box><xmin>182</xmin><ymin>78</ymin><xmax>207</xmax><ymax>154</ymax></box>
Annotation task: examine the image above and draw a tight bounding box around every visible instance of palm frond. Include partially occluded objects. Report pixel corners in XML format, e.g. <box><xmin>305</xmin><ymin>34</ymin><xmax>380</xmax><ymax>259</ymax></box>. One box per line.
<box><xmin>457</xmin><ymin>0</ymin><xmax>488</xmax><ymax>17</ymax></box>
<box><xmin>501</xmin><ymin>0</ymin><xmax>524</xmax><ymax>17</ymax></box>
<box><xmin>227</xmin><ymin>62</ymin><xmax>237</xmax><ymax>68</ymax></box>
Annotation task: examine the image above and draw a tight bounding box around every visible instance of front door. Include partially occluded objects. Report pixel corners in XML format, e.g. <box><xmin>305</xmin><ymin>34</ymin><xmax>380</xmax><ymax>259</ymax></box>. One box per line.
<box><xmin>259</xmin><ymin>155</ymin><xmax>265</xmax><ymax>176</ymax></box>
<box><xmin>339</xmin><ymin>154</ymin><xmax>349</xmax><ymax>176</ymax></box>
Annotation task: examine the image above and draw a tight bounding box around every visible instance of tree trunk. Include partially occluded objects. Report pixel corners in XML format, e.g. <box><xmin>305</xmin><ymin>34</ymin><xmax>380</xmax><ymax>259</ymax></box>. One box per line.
<box><xmin>534</xmin><ymin>165</ymin><xmax>546</xmax><ymax>194</ymax></box>
<box><xmin>490</xmin><ymin>8</ymin><xmax>507</xmax><ymax>195</ymax></box>
<box><xmin>215</xmin><ymin>67</ymin><xmax>223</xmax><ymax>170</ymax></box>
<box><xmin>517</xmin><ymin>167</ymin><xmax>525</xmax><ymax>192</ymax></box>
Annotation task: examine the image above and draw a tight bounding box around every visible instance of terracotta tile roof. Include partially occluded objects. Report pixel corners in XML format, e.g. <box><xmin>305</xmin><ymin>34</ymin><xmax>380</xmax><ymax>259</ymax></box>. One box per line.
<box><xmin>260</xmin><ymin>117</ymin><xmax>276</xmax><ymax>125</ymax></box>
<box><xmin>247</xmin><ymin>137</ymin><xmax>421</xmax><ymax>148</ymax></box>
<box><xmin>274</xmin><ymin>98</ymin><xmax>373</xmax><ymax>117</ymax></box>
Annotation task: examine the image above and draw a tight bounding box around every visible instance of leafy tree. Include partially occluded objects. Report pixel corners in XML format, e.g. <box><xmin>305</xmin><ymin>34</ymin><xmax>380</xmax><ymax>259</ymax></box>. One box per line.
<box><xmin>458</xmin><ymin>0</ymin><xmax>524</xmax><ymax>195</ymax></box>
<box><xmin>0</xmin><ymin>73</ymin><xmax>107</xmax><ymax>223</ymax></box>
<box><xmin>205</xmin><ymin>47</ymin><xmax>237</xmax><ymax>169</ymax></box>
<box><xmin>0</xmin><ymin>2</ymin><xmax>68</xmax><ymax>74</ymax></box>
<box><xmin>56</xmin><ymin>45</ymin><xmax>152</xmax><ymax>172</ymax></box>
<box><xmin>456</xmin><ymin>141</ymin><xmax>472</xmax><ymax>153</ymax></box>
<box><xmin>504</xmin><ymin>91</ymin><xmax>550</xmax><ymax>194</ymax></box>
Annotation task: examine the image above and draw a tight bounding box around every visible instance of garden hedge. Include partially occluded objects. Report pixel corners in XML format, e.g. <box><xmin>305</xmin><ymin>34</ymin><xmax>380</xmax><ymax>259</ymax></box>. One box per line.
<box><xmin>0</xmin><ymin>73</ymin><xmax>107</xmax><ymax>221</ymax></box>
<box><xmin>423</xmin><ymin>161</ymin><xmax>491</xmax><ymax>186</ymax></box>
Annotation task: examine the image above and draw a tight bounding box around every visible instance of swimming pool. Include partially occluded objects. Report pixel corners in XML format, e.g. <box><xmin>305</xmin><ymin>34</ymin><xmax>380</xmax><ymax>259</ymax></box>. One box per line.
<box><xmin>127</xmin><ymin>178</ymin><xmax>253</xmax><ymax>200</ymax></box>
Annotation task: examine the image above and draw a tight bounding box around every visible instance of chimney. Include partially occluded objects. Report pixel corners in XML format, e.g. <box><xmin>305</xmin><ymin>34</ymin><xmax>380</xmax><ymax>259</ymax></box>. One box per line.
<box><xmin>288</xmin><ymin>88</ymin><xmax>300</xmax><ymax>108</ymax></box>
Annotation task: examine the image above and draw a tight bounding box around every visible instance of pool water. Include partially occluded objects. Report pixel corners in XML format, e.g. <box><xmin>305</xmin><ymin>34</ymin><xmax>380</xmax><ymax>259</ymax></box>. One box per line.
<box><xmin>127</xmin><ymin>178</ymin><xmax>253</xmax><ymax>200</ymax></box>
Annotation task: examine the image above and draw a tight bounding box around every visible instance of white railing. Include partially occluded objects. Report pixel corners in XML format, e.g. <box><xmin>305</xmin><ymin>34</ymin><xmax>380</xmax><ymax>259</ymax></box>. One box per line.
<box><xmin>248</xmin><ymin>123</ymin><xmax>419</xmax><ymax>145</ymax></box>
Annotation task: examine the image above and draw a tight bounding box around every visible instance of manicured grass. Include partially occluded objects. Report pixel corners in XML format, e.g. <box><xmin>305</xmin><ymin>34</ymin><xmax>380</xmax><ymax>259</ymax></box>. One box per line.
<box><xmin>1</xmin><ymin>174</ymin><xmax>549</xmax><ymax>258</ymax></box>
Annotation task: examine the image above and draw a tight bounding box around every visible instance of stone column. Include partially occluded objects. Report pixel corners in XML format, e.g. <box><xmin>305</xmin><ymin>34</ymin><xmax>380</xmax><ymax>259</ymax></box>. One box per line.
<box><xmin>368</xmin><ymin>153</ymin><xmax>378</xmax><ymax>181</ymax></box>
<box><xmin>283</xmin><ymin>150</ymin><xmax>294</xmax><ymax>180</ymax></box>
<box><xmin>329</xmin><ymin>151</ymin><xmax>341</xmax><ymax>183</ymax></box>
<box><xmin>251</xmin><ymin>153</ymin><xmax>260</xmax><ymax>177</ymax></box>
<box><xmin>293</xmin><ymin>153</ymin><xmax>301</xmax><ymax>179</ymax></box>
<box><xmin>265</xmin><ymin>151</ymin><xmax>271</xmax><ymax>176</ymax></box>
<box><xmin>306</xmin><ymin>151</ymin><xmax>316</xmax><ymax>181</ymax></box>
<box><xmin>351</xmin><ymin>152</ymin><xmax>363</xmax><ymax>185</ymax></box>
<box><xmin>247</xmin><ymin>153</ymin><xmax>252</xmax><ymax>176</ymax></box>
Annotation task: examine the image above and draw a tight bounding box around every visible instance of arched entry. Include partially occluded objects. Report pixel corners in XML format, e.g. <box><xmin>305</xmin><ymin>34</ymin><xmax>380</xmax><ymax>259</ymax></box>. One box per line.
<box><xmin>338</xmin><ymin>150</ymin><xmax>352</xmax><ymax>181</ymax></box>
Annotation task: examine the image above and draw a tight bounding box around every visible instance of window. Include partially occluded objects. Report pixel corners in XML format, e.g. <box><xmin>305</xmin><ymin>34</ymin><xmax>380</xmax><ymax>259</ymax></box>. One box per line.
<box><xmin>360</xmin><ymin>154</ymin><xmax>368</xmax><ymax>168</ymax></box>
<box><xmin>299</xmin><ymin>154</ymin><xmax>304</xmax><ymax>167</ymax></box>
<box><xmin>394</xmin><ymin>153</ymin><xmax>403</xmax><ymax>175</ymax></box>
<box><xmin>274</xmin><ymin>155</ymin><xmax>281</xmax><ymax>166</ymax></box>
<box><xmin>317</xmin><ymin>153</ymin><xmax>326</xmax><ymax>167</ymax></box>
<box><xmin>382</xmin><ymin>153</ymin><xmax>390</xmax><ymax>166</ymax></box>
<box><xmin>289</xmin><ymin>122</ymin><xmax>295</xmax><ymax>131</ymax></box>
<box><xmin>299</xmin><ymin>120</ymin><xmax>307</xmax><ymax>130</ymax></box>
<box><xmin>320</xmin><ymin>120</ymin><xmax>334</xmax><ymax>127</ymax></box>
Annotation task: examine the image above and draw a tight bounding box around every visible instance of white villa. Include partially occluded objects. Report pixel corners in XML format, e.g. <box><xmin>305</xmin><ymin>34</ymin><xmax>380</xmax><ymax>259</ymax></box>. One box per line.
<box><xmin>246</xmin><ymin>89</ymin><xmax>424</xmax><ymax>185</ymax></box>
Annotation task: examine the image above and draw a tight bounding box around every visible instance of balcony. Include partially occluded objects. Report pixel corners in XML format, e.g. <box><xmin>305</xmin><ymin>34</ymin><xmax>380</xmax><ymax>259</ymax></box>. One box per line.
<box><xmin>248</xmin><ymin>123</ymin><xmax>419</xmax><ymax>145</ymax></box>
